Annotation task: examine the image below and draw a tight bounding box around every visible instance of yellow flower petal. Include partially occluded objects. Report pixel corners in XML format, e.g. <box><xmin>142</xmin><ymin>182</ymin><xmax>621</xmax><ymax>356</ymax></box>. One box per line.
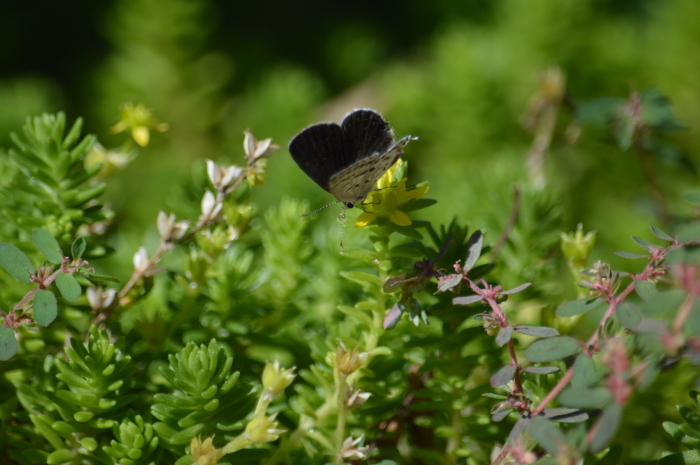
<box><xmin>355</xmin><ymin>212</ymin><xmax>376</xmax><ymax>227</ymax></box>
<box><xmin>109</xmin><ymin>121</ymin><xmax>128</xmax><ymax>135</ymax></box>
<box><xmin>402</xmin><ymin>185</ymin><xmax>429</xmax><ymax>202</ymax></box>
<box><xmin>132</xmin><ymin>126</ymin><xmax>150</xmax><ymax>147</ymax></box>
<box><xmin>389</xmin><ymin>210</ymin><xmax>412</xmax><ymax>226</ymax></box>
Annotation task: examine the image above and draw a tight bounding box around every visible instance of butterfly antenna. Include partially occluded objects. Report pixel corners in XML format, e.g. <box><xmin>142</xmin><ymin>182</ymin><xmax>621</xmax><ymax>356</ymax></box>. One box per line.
<box><xmin>301</xmin><ymin>201</ymin><xmax>340</xmax><ymax>217</ymax></box>
<box><xmin>339</xmin><ymin>206</ymin><xmax>348</xmax><ymax>251</ymax></box>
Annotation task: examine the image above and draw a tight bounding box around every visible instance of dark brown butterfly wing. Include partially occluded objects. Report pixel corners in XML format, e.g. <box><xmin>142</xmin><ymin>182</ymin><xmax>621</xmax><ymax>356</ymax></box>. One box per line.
<box><xmin>340</xmin><ymin>109</ymin><xmax>395</xmax><ymax>164</ymax></box>
<box><xmin>288</xmin><ymin>122</ymin><xmax>346</xmax><ymax>192</ymax></box>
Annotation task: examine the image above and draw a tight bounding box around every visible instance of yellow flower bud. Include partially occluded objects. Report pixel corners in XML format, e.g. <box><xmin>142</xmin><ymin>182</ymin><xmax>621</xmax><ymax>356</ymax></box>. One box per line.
<box><xmin>336</xmin><ymin>343</ymin><xmax>368</xmax><ymax>376</ymax></box>
<box><xmin>245</xmin><ymin>414</ymin><xmax>286</xmax><ymax>444</ymax></box>
<box><xmin>262</xmin><ymin>360</ymin><xmax>296</xmax><ymax>398</ymax></box>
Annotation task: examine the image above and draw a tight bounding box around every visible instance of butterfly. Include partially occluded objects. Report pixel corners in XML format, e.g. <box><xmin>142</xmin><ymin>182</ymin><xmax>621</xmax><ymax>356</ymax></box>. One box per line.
<box><xmin>288</xmin><ymin>108</ymin><xmax>417</xmax><ymax>211</ymax></box>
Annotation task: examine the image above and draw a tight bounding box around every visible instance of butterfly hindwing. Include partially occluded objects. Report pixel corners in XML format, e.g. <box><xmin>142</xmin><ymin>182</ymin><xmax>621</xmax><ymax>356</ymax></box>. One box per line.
<box><xmin>327</xmin><ymin>136</ymin><xmax>407</xmax><ymax>203</ymax></box>
<box><xmin>288</xmin><ymin>122</ymin><xmax>346</xmax><ymax>192</ymax></box>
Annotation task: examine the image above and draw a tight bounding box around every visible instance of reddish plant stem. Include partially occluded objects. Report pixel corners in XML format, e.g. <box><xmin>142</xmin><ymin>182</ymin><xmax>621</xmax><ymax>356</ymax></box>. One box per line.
<box><xmin>13</xmin><ymin>266</ymin><xmax>80</xmax><ymax>312</ymax></box>
<box><xmin>672</xmin><ymin>292</ymin><xmax>696</xmax><ymax>336</ymax></box>
<box><xmin>486</xmin><ymin>297</ymin><xmax>525</xmax><ymax>395</ymax></box>
<box><xmin>531</xmin><ymin>279</ymin><xmax>637</xmax><ymax>417</ymax></box>
<box><xmin>587</xmin><ymin>279</ymin><xmax>637</xmax><ymax>349</ymax></box>
<box><xmin>495</xmin><ymin>276</ymin><xmax>644</xmax><ymax>463</ymax></box>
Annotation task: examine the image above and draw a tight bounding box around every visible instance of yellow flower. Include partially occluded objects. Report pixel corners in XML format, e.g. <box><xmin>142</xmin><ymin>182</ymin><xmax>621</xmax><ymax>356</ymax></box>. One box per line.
<box><xmin>355</xmin><ymin>161</ymin><xmax>429</xmax><ymax>227</ymax></box>
<box><xmin>244</xmin><ymin>414</ymin><xmax>286</xmax><ymax>444</ymax></box>
<box><xmin>190</xmin><ymin>436</ymin><xmax>223</xmax><ymax>465</ymax></box>
<box><xmin>335</xmin><ymin>342</ymin><xmax>368</xmax><ymax>376</ymax></box>
<box><xmin>261</xmin><ymin>360</ymin><xmax>296</xmax><ymax>398</ymax></box>
<box><xmin>109</xmin><ymin>102</ymin><xmax>168</xmax><ymax>147</ymax></box>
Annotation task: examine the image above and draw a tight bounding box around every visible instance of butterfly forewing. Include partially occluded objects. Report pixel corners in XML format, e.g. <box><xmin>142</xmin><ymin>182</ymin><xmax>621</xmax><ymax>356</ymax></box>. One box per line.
<box><xmin>288</xmin><ymin>123</ymin><xmax>346</xmax><ymax>192</ymax></box>
<box><xmin>340</xmin><ymin>109</ymin><xmax>395</xmax><ymax>165</ymax></box>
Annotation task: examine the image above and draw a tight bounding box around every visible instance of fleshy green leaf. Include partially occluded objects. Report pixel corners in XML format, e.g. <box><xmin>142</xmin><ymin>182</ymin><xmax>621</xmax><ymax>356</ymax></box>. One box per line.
<box><xmin>514</xmin><ymin>325</ymin><xmax>559</xmax><ymax>337</ymax></box>
<box><xmin>615</xmin><ymin>251</ymin><xmax>648</xmax><ymax>259</ymax></box>
<box><xmin>635</xmin><ymin>280</ymin><xmax>658</xmax><ymax>301</ymax></box>
<box><xmin>32</xmin><ymin>229</ymin><xmax>64</xmax><ymax>264</ymax></box>
<box><xmin>632</xmin><ymin>236</ymin><xmax>656</xmax><ymax>249</ymax></box>
<box><xmin>528</xmin><ymin>416</ymin><xmax>567</xmax><ymax>456</ymax></box>
<box><xmin>492</xmin><ymin>406</ymin><xmax>513</xmax><ymax>422</ymax></box>
<box><xmin>543</xmin><ymin>408</ymin><xmax>589</xmax><ymax>423</ymax></box>
<box><xmin>501</xmin><ymin>283</ymin><xmax>531</xmax><ymax>295</ymax></box>
<box><xmin>464</xmin><ymin>230</ymin><xmax>483</xmax><ymax>271</ymax></box>
<box><xmin>0</xmin><ymin>327</ymin><xmax>18</xmax><ymax>360</ymax></box>
<box><xmin>508</xmin><ymin>417</ymin><xmax>530</xmax><ymax>443</ymax></box>
<box><xmin>559</xmin><ymin>386</ymin><xmax>612</xmax><ymax>409</ymax></box>
<box><xmin>490</xmin><ymin>364</ymin><xmax>516</xmax><ymax>387</ymax></box>
<box><xmin>383</xmin><ymin>274</ymin><xmax>408</xmax><ymax>293</ymax></box>
<box><xmin>590</xmin><ymin>403</ymin><xmax>623</xmax><ymax>453</ymax></box>
<box><xmin>341</xmin><ymin>248</ymin><xmax>377</xmax><ymax>262</ymax></box>
<box><xmin>401</xmin><ymin>198</ymin><xmax>437</xmax><ymax>212</ymax></box>
<box><xmin>679</xmin><ymin>405</ymin><xmax>700</xmax><ymax>428</ymax></box>
<box><xmin>495</xmin><ymin>326</ymin><xmax>513</xmax><ymax>347</ymax></box>
<box><xmin>663</xmin><ymin>421</ymin><xmax>700</xmax><ymax>448</ymax></box>
<box><xmin>83</xmin><ymin>273</ymin><xmax>121</xmax><ymax>286</ymax></box>
<box><xmin>524</xmin><ymin>366</ymin><xmax>559</xmax><ymax>375</ymax></box>
<box><xmin>47</xmin><ymin>450</ymin><xmax>76</xmax><ymax>465</ymax></box>
<box><xmin>596</xmin><ymin>446</ymin><xmax>624</xmax><ymax>465</ymax></box>
<box><xmin>641</xmin><ymin>290</ymin><xmax>686</xmax><ymax>316</ymax></box>
<box><xmin>34</xmin><ymin>289</ymin><xmax>58</xmax><ymax>326</ymax></box>
<box><xmin>650</xmin><ymin>226</ymin><xmax>673</xmax><ymax>241</ymax></box>
<box><xmin>452</xmin><ymin>295</ymin><xmax>482</xmax><ymax>306</ymax></box>
<box><xmin>340</xmin><ymin>271</ymin><xmax>383</xmax><ymax>288</ymax></box>
<box><xmin>383</xmin><ymin>304</ymin><xmax>403</xmax><ymax>330</ymax></box>
<box><xmin>556</xmin><ymin>298</ymin><xmax>606</xmax><ymax>317</ymax></box>
<box><xmin>0</xmin><ymin>243</ymin><xmax>36</xmax><ymax>283</ymax></box>
<box><xmin>525</xmin><ymin>337</ymin><xmax>581</xmax><ymax>362</ymax></box>
<box><xmin>388</xmin><ymin>242</ymin><xmax>425</xmax><ymax>258</ymax></box>
<box><xmin>616</xmin><ymin>302</ymin><xmax>641</xmax><ymax>329</ymax></box>
<box><xmin>571</xmin><ymin>354</ymin><xmax>606</xmax><ymax>388</ymax></box>
<box><xmin>55</xmin><ymin>273</ymin><xmax>82</xmax><ymax>301</ymax></box>
<box><xmin>437</xmin><ymin>274</ymin><xmax>462</xmax><ymax>293</ymax></box>
<box><xmin>657</xmin><ymin>451</ymin><xmax>700</xmax><ymax>465</ymax></box>
<box><xmin>72</xmin><ymin>237</ymin><xmax>87</xmax><ymax>259</ymax></box>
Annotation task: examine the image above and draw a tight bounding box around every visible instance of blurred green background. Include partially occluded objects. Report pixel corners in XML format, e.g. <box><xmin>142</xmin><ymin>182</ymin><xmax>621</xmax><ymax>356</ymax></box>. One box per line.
<box><xmin>1</xmin><ymin>0</ymin><xmax>699</xmax><ymax>269</ymax></box>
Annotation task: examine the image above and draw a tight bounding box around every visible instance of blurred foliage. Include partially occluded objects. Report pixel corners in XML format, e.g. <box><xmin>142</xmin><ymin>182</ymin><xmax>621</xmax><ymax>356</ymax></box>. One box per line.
<box><xmin>1</xmin><ymin>0</ymin><xmax>700</xmax><ymax>464</ymax></box>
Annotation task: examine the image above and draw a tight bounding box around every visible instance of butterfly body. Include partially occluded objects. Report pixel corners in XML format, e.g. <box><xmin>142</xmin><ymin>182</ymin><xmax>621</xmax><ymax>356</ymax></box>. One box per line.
<box><xmin>289</xmin><ymin>109</ymin><xmax>416</xmax><ymax>208</ymax></box>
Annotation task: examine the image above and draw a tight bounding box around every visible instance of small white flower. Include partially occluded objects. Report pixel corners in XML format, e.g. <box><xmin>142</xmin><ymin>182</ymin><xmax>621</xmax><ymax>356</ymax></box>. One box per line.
<box><xmin>340</xmin><ymin>435</ymin><xmax>370</xmax><ymax>461</ymax></box>
<box><xmin>345</xmin><ymin>386</ymin><xmax>372</xmax><ymax>408</ymax></box>
<box><xmin>243</xmin><ymin>129</ymin><xmax>279</xmax><ymax>161</ymax></box>
<box><xmin>86</xmin><ymin>287</ymin><xmax>117</xmax><ymax>311</ymax></box>
<box><xmin>200</xmin><ymin>190</ymin><xmax>223</xmax><ymax>221</ymax></box>
<box><xmin>133</xmin><ymin>246</ymin><xmax>149</xmax><ymax>271</ymax></box>
<box><xmin>157</xmin><ymin>211</ymin><xmax>190</xmax><ymax>243</ymax></box>
<box><xmin>132</xmin><ymin>247</ymin><xmax>163</xmax><ymax>277</ymax></box>
<box><xmin>206</xmin><ymin>160</ymin><xmax>244</xmax><ymax>191</ymax></box>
